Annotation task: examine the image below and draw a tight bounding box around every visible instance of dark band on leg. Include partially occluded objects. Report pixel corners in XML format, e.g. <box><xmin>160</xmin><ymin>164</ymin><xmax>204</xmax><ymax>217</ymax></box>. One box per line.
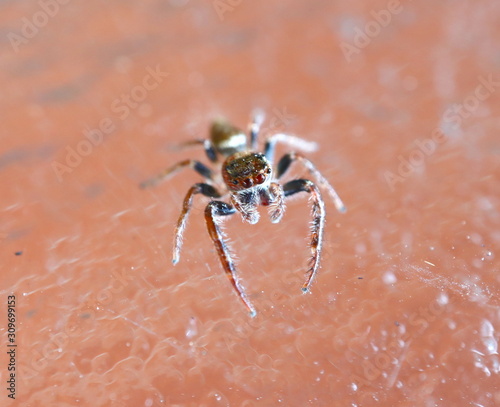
<box><xmin>205</xmin><ymin>201</ymin><xmax>257</xmax><ymax>317</ymax></box>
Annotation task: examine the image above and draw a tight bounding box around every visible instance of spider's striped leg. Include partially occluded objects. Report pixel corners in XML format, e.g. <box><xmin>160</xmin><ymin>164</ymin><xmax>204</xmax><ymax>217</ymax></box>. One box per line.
<box><xmin>283</xmin><ymin>179</ymin><xmax>326</xmax><ymax>293</ymax></box>
<box><xmin>248</xmin><ymin>109</ymin><xmax>265</xmax><ymax>150</ymax></box>
<box><xmin>140</xmin><ymin>159</ymin><xmax>214</xmax><ymax>189</ymax></box>
<box><xmin>277</xmin><ymin>152</ymin><xmax>346</xmax><ymax>213</ymax></box>
<box><xmin>172</xmin><ymin>183</ymin><xmax>222</xmax><ymax>265</ymax></box>
<box><xmin>205</xmin><ymin>201</ymin><xmax>257</xmax><ymax>317</ymax></box>
<box><xmin>264</xmin><ymin>133</ymin><xmax>318</xmax><ymax>164</ymax></box>
<box><xmin>173</xmin><ymin>139</ymin><xmax>218</xmax><ymax>163</ymax></box>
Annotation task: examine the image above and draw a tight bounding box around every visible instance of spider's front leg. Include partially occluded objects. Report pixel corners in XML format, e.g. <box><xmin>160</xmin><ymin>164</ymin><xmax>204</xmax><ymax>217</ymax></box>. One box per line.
<box><xmin>283</xmin><ymin>179</ymin><xmax>326</xmax><ymax>293</ymax></box>
<box><xmin>205</xmin><ymin>201</ymin><xmax>257</xmax><ymax>317</ymax></box>
<box><xmin>172</xmin><ymin>183</ymin><xmax>222</xmax><ymax>265</ymax></box>
<box><xmin>277</xmin><ymin>152</ymin><xmax>346</xmax><ymax>213</ymax></box>
<box><xmin>140</xmin><ymin>159</ymin><xmax>215</xmax><ymax>189</ymax></box>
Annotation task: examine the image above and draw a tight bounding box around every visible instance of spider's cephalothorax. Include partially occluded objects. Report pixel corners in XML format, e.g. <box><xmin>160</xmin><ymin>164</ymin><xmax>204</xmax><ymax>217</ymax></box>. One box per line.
<box><xmin>223</xmin><ymin>152</ymin><xmax>272</xmax><ymax>191</ymax></box>
<box><xmin>141</xmin><ymin>112</ymin><xmax>346</xmax><ymax>317</ymax></box>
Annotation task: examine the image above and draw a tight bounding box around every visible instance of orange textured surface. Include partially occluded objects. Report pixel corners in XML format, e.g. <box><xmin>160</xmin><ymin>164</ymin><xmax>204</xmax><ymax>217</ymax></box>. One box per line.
<box><xmin>1</xmin><ymin>1</ymin><xmax>500</xmax><ymax>406</ymax></box>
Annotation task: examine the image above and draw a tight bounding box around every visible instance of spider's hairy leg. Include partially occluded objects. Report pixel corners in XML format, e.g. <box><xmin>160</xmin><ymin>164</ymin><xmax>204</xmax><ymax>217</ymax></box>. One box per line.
<box><xmin>283</xmin><ymin>179</ymin><xmax>326</xmax><ymax>293</ymax></box>
<box><xmin>230</xmin><ymin>190</ymin><xmax>260</xmax><ymax>225</ymax></box>
<box><xmin>249</xmin><ymin>109</ymin><xmax>265</xmax><ymax>150</ymax></box>
<box><xmin>263</xmin><ymin>182</ymin><xmax>285</xmax><ymax>223</ymax></box>
<box><xmin>172</xmin><ymin>138</ymin><xmax>218</xmax><ymax>163</ymax></box>
<box><xmin>264</xmin><ymin>133</ymin><xmax>318</xmax><ymax>164</ymax></box>
<box><xmin>205</xmin><ymin>201</ymin><xmax>257</xmax><ymax>317</ymax></box>
<box><xmin>172</xmin><ymin>183</ymin><xmax>222</xmax><ymax>265</ymax></box>
<box><xmin>277</xmin><ymin>152</ymin><xmax>346</xmax><ymax>213</ymax></box>
<box><xmin>140</xmin><ymin>159</ymin><xmax>214</xmax><ymax>189</ymax></box>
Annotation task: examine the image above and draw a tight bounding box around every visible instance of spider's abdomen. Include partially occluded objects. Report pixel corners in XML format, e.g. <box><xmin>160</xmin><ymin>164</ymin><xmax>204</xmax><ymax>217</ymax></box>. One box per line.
<box><xmin>210</xmin><ymin>120</ymin><xmax>247</xmax><ymax>157</ymax></box>
<box><xmin>222</xmin><ymin>152</ymin><xmax>272</xmax><ymax>191</ymax></box>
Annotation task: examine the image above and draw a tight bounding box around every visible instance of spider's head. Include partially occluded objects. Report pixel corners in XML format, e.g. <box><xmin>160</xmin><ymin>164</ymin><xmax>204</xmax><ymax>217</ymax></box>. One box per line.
<box><xmin>222</xmin><ymin>152</ymin><xmax>272</xmax><ymax>192</ymax></box>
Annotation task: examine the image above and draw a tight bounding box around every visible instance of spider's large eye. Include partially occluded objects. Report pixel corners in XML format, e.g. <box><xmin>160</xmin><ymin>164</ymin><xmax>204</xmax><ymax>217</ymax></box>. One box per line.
<box><xmin>242</xmin><ymin>178</ymin><xmax>253</xmax><ymax>188</ymax></box>
<box><xmin>255</xmin><ymin>173</ymin><xmax>266</xmax><ymax>184</ymax></box>
<box><xmin>232</xmin><ymin>180</ymin><xmax>239</xmax><ymax>185</ymax></box>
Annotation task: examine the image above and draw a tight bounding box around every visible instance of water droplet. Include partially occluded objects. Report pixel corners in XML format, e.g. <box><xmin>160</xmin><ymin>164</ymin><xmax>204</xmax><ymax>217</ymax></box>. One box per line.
<box><xmin>185</xmin><ymin>317</ymin><xmax>198</xmax><ymax>339</ymax></box>
<box><xmin>383</xmin><ymin>271</ymin><xmax>397</xmax><ymax>284</ymax></box>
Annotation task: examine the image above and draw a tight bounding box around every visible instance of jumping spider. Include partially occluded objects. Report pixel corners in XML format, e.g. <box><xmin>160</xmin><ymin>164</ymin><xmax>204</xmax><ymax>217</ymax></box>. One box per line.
<box><xmin>141</xmin><ymin>112</ymin><xmax>346</xmax><ymax>317</ymax></box>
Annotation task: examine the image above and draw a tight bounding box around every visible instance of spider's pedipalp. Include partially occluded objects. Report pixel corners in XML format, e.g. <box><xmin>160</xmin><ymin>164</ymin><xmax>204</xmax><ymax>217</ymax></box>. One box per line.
<box><xmin>205</xmin><ymin>201</ymin><xmax>257</xmax><ymax>317</ymax></box>
<box><xmin>173</xmin><ymin>183</ymin><xmax>222</xmax><ymax>265</ymax></box>
<box><xmin>277</xmin><ymin>152</ymin><xmax>346</xmax><ymax>213</ymax></box>
<box><xmin>230</xmin><ymin>190</ymin><xmax>260</xmax><ymax>224</ymax></box>
<box><xmin>264</xmin><ymin>182</ymin><xmax>285</xmax><ymax>223</ymax></box>
<box><xmin>283</xmin><ymin>179</ymin><xmax>326</xmax><ymax>293</ymax></box>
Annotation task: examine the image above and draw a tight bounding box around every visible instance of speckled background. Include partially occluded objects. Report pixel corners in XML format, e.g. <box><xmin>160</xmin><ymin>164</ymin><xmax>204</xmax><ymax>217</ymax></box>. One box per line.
<box><xmin>1</xmin><ymin>1</ymin><xmax>499</xmax><ymax>406</ymax></box>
